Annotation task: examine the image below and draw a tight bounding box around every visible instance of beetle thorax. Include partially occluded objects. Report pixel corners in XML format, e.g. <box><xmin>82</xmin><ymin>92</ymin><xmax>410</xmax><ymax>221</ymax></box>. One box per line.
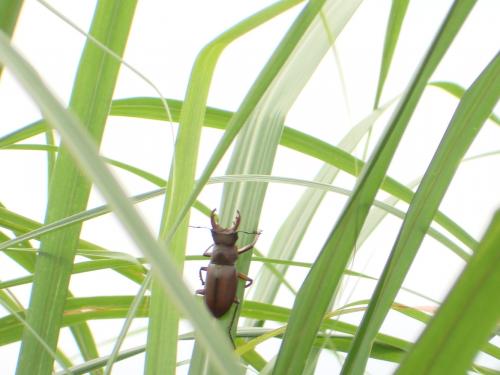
<box><xmin>211</xmin><ymin>230</ymin><xmax>238</xmax><ymax>246</ymax></box>
<box><xmin>211</xmin><ymin>244</ymin><xmax>238</xmax><ymax>265</ymax></box>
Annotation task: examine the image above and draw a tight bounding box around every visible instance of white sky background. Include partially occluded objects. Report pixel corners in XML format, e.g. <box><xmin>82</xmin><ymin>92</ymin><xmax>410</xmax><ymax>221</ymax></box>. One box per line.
<box><xmin>0</xmin><ymin>0</ymin><xmax>499</xmax><ymax>374</ymax></box>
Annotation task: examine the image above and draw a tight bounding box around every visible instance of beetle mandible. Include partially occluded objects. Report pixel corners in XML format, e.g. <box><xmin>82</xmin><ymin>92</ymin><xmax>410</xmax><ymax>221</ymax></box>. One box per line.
<box><xmin>196</xmin><ymin>209</ymin><xmax>260</xmax><ymax>327</ymax></box>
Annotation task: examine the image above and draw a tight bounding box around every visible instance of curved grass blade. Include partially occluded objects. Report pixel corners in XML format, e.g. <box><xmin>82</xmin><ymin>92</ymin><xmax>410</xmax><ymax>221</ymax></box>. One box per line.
<box><xmin>342</xmin><ymin>50</ymin><xmax>500</xmax><ymax>374</ymax></box>
<box><xmin>145</xmin><ymin>2</ymin><xmax>306</xmax><ymax>373</ymax></box>
<box><xmin>249</xmin><ymin>99</ymin><xmax>395</xmax><ymax>320</ymax></box>
<box><xmin>0</xmin><ymin>31</ymin><xmax>243</xmax><ymax>375</ymax></box>
<box><xmin>373</xmin><ymin>0</ymin><xmax>409</xmax><ymax>108</ymax></box>
<box><xmin>0</xmin><ymin>172</ymin><xmax>471</xmax><ymax>267</ymax></box>
<box><xmin>162</xmin><ymin>0</ymin><xmax>335</xmax><ymax>258</ymax></box>
<box><xmin>104</xmin><ymin>275</ymin><xmax>150</xmax><ymax>375</ymax></box>
<box><xmin>0</xmin><ymin>299</ymin><xmax>71</xmax><ymax>373</ymax></box>
<box><xmin>12</xmin><ymin>2</ymin><xmax>138</xmax><ymax>374</ymax></box>
<box><xmin>0</xmin><ymin>206</ymin><xmax>145</xmax><ymax>284</ymax></box>
<box><xmin>1</xmin><ymin>211</ymin><xmax>102</xmax><ymax>375</ymax></box>
<box><xmin>0</xmin><ymin>296</ymin><xmax>406</xmax><ymax>351</ymax></box>
<box><xmin>431</xmin><ymin>81</ymin><xmax>500</xmax><ymax>125</ymax></box>
<box><xmin>0</xmin><ymin>0</ymin><xmax>23</xmax><ymax>78</ymax></box>
<box><xmin>0</xmin><ymin>96</ymin><xmax>480</xmax><ymax>253</ymax></box>
<box><xmin>396</xmin><ymin>210</ymin><xmax>500</xmax><ymax>374</ymax></box>
<box><xmin>191</xmin><ymin>2</ymin><xmax>366</xmax><ymax>371</ymax></box>
<box><xmin>217</xmin><ymin>0</ymin><xmax>363</xmax><ymax>341</ymax></box>
<box><xmin>273</xmin><ymin>2</ymin><xmax>478</xmax><ymax>374</ymax></box>
<box><xmin>110</xmin><ymin>97</ymin><xmax>481</xmax><ymax>251</ymax></box>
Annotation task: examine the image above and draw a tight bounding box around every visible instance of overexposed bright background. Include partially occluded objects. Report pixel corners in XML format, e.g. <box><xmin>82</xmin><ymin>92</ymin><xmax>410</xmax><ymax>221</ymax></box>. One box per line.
<box><xmin>1</xmin><ymin>0</ymin><xmax>499</xmax><ymax>373</ymax></box>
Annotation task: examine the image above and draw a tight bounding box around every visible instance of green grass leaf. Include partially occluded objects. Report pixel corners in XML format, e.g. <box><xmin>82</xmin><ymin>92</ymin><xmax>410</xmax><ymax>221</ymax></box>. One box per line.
<box><xmin>145</xmin><ymin>2</ymin><xmax>305</xmax><ymax>373</ymax></box>
<box><xmin>396</xmin><ymin>210</ymin><xmax>500</xmax><ymax>374</ymax></box>
<box><xmin>431</xmin><ymin>81</ymin><xmax>500</xmax><ymax>125</ymax></box>
<box><xmin>373</xmin><ymin>0</ymin><xmax>409</xmax><ymax>108</ymax></box>
<box><xmin>0</xmin><ymin>26</ymin><xmax>243</xmax><ymax>375</ymax></box>
<box><xmin>10</xmin><ymin>3</ymin><xmax>138</xmax><ymax>373</ymax></box>
<box><xmin>0</xmin><ymin>0</ymin><xmax>23</xmax><ymax>78</ymax></box>
<box><xmin>343</xmin><ymin>50</ymin><xmax>500</xmax><ymax>374</ymax></box>
<box><xmin>273</xmin><ymin>2</ymin><xmax>477</xmax><ymax>374</ymax></box>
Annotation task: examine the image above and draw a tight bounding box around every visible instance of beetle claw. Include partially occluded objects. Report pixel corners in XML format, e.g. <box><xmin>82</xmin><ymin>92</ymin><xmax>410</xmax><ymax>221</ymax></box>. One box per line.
<box><xmin>211</xmin><ymin>208</ymin><xmax>241</xmax><ymax>233</ymax></box>
<box><xmin>231</xmin><ymin>210</ymin><xmax>241</xmax><ymax>231</ymax></box>
<box><xmin>210</xmin><ymin>209</ymin><xmax>218</xmax><ymax>229</ymax></box>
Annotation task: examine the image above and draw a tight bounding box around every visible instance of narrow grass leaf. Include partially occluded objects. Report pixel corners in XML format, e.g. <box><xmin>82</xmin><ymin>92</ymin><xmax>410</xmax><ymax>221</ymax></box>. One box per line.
<box><xmin>396</xmin><ymin>210</ymin><xmax>500</xmax><ymax>374</ymax></box>
<box><xmin>250</xmin><ymin>99</ymin><xmax>394</xmax><ymax>318</ymax></box>
<box><xmin>373</xmin><ymin>0</ymin><xmax>409</xmax><ymax>108</ymax></box>
<box><xmin>274</xmin><ymin>2</ymin><xmax>477</xmax><ymax>374</ymax></box>
<box><xmin>104</xmin><ymin>275</ymin><xmax>151</xmax><ymax>375</ymax></box>
<box><xmin>0</xmin><ymin>0</ymin><xmax>23</xmax><ymax>78</ymax></box>
<box><xmin>0</xmin><ymin>96</ymin><xmax>481</xmax><ymax>253</ymax></box>
<box><xmin>109</xmin><ymin>96</ymin><xmax>479</xmax><ymax>251</ymax></box>
<box><xmin>12</xmin><ymin>4</ymin><xmax>137</xmax><ymax>373</ymax></box>
<box><xmin>146</xmin><ymin>2</ymin><xmax>306</xmax><ymax>373</ymax></box>
<box><xmin>431</xmin><ymin>81</ymin><xmax>500</xmax><ymax>125</ymax></box>
<box><xmin>219</xmin><ymin>0</ymin><xmax>363</xmax><ymax>336</ymax></box>
<box><xmin>0</xmin><ymin>31</ymin><xmax>243</xmax><ymax>375</ymax></box>
<box><xmin>342</xmin><ymin>51</ymin><xmax>500</xmax><ymax>374</ymax></box>
<box><xmin>190</xmin><ymin>1</ymin><xmax>363</xmax><ymax>373</ymax></box>
<box><xmin>0</xmin><ymin>206</ymin><xmax>145</xmax><ymax>284</ymax></box>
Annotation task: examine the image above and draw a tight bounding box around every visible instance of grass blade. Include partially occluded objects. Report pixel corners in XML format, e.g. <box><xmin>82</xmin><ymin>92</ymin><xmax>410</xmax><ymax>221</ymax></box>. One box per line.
<box><xmin>145</xmin><ymin>2</ymin><xmax>305</xmax><ymax>373</ymax></box>
<box><xmin>0</xmin><ymin>0</ymin><xmax>23</xmax><ymax>78</ymax></box>
<box><xmin>250</xmin><ymin>101</ymin><xmax>393</xmax><ymax>316</ymax></box>
<box><xmin>342</xmin><ymin>50</ymin><xmax>500</xmax><ymax>374</ymax></box>
<box><xmin>109</xmin><ymin>96</ymin><xmax>480</xmax><ymax>251</ymax></box>
<box><xmin>396</xmin><ymin>210</ymin><xmax>500</xmax><ymax>374</ymax></box>
<box><xmin>220</xmin><ymin>0</ymin><xmax>363</xmax><ymax>338</ymax></box>
<box><xmin>0</xmin><ymin>28</ymin><xmax>243</xmax><ymax>375</ymax></box>
<box><xmin>0</xmin><ymin>95</ymin><xmax>481</xmax><ymax>254</ymax></box>
<box><xmin>12</xmin><ymin>3</ymin><xmax>138</xmax><ymax>373</ymax></box>
<box><xmin>273</xmin><ymin>2</ymin><xmax>477</xmax><ymax>374</ymax></box>
<box><xmin>189</xmin><ymin>1</ymin><xmax>363</xmax><ymax>373</ymax></box>
<box><xmin>146</xmin><ymin>0</ymin><xmax>300</xmax><ymax>374</ymax></box>
<box><xmin>373</xmin><ymin>0</ymin><xmax>409</xmax><ymax>108</ymax></box>
<box><xmin>431</xmin><ymin>81</ymin><xmax>500</xmax><ymax>125</ymax></box>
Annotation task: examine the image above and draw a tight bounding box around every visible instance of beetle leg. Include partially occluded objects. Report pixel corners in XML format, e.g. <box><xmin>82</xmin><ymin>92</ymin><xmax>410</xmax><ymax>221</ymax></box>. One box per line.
<box><xmin>195</xmin><ymin>288</ymin><xmax>205</xmax><ymax>295</ymax></box>
<box><xmin>202</xmin><ymin>244</ymin><xmax>214</xmax><ymax>257</ymax></box>
<box><xmin>237</xmin><ymin>231</ymin><xmax>261</xmax><ymax>255</ymax></box>
<box><xmin>199</xmin><ymin>266</ymin><xmax>208</xmax><ymax>285</ymax></box>
<box><xmin>227</xmin><ymin>299</ymin><xmax>240</xmax><ymax>348</ymax></box>
<box><xmin>238</xmin><ymin>272</ymin><xmax>253</xmax><ymax>288</ymax></box>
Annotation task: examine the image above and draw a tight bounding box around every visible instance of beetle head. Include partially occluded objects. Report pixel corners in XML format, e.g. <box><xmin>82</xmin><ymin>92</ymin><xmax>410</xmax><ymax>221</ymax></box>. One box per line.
<box><xmin>210</xmin><ymin>209</ymin><xmax>239</xmax><ymax>245</ymax></box>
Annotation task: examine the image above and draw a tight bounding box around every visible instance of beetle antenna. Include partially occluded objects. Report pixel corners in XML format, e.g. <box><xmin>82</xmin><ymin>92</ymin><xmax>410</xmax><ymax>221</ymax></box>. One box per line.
<box><xmin>237</xmin><ymin>230</ymin><xmax>262</xmax><ymax>235</ymax></box>
<box><xmin>188</xmin><ymin>225</ymin><xmax>211</xmax><ymax>230</ymax></box>
<box><xmin>188</xmin><ymin>226</ymin><xmax>261</xmax><ymax>235</ymax></box>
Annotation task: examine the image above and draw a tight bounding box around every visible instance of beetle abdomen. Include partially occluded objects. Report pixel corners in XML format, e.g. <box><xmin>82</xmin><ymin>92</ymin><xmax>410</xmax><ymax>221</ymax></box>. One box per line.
<box><xmin>204</xmin><ymin>264</ymin><xmax>238</xmax><ymax>317</ymax></box>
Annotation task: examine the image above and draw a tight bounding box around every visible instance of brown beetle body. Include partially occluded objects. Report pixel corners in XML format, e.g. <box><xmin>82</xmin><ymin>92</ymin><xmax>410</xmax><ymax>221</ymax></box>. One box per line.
<box><xmin>196</xmin><ymin>209</ymin><xmax>259</xmax><ymax>321</ymax></box>
<box><xmin>203</xmin><ymin>264</ymin><xmax>238</xmax><ymax>317</ymax></box>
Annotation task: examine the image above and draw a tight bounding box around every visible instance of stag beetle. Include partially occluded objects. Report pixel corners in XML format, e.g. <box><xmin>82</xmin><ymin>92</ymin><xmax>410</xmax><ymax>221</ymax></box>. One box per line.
<box><xmin>196</xmin><ymin>209</ymin><xmax>260</xmax><ymax>337</ymax></box>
